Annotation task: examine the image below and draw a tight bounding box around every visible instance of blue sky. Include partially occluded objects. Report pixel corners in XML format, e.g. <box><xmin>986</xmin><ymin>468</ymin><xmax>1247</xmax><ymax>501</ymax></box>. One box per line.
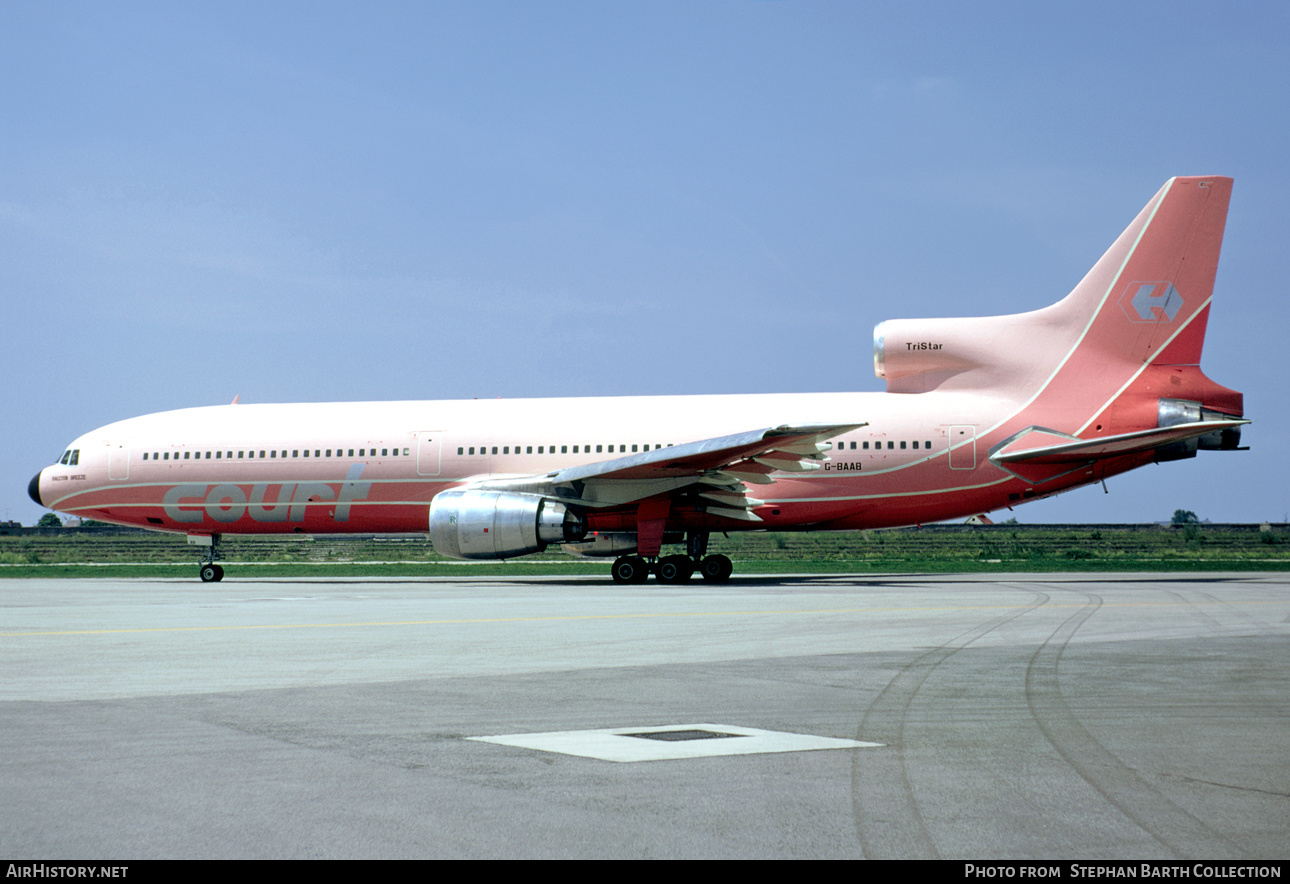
<box><xmin>3</xmin><ymin>1</ymin><xmax>1287</xmax><ymax>526</ymax></box>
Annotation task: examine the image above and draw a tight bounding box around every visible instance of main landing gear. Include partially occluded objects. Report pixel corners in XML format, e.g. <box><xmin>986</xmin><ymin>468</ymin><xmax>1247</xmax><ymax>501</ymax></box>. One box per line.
<box><xmin>610</xmin><ymin>532</ymin><xmax>733</xmax><ymax>585</ymax></box>
<box><xmin>609</xmin><ymin>553</ymin><xmax>733</xmax><ymax>584</ymax></box>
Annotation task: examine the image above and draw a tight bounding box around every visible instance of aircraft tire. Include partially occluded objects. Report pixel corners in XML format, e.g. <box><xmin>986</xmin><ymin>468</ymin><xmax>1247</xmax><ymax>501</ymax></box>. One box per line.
<box><xmin>699</xmin><ymin>554</ymin><xmax>733</xmax><ymax>583</ymax></box>
<box><xmin>199</xmin><ymin>564</ymin><xmax>222</xmax><ymax>583</ymax></box>
<box><xmin>611</xmin><ymin>556</ymin><xmax>650</xmax><ymax>585</ymax></box>
<box><xmin>656</xmin><ymin>555</ymin><xmax>694</xmax><ymax>584</ymax></box>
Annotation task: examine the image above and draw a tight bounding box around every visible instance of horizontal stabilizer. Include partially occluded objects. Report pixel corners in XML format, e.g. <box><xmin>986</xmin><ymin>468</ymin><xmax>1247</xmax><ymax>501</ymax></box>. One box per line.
<box><xmin>991</xmin><ymin>420</ymin><xmax>1248</xmax><ymax>465</ymax></box>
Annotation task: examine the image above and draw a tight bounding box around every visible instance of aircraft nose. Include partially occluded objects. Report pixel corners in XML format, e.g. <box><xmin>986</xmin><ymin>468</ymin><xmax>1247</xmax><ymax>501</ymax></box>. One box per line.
<box><xmin>28</xmin><ymin>471</ymin><xmax>44</xmax><ymax>507</ymax></box>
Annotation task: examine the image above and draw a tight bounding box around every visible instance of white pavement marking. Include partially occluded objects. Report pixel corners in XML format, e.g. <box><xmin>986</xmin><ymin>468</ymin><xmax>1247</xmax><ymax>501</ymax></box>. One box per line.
<box><xmin>469</xmin><ymin>723</ymin><xmax>883</xmax><ymax>762</ymax></box>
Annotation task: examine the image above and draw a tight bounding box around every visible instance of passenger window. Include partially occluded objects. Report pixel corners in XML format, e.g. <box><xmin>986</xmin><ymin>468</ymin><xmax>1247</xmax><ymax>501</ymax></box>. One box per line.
<box><xmin>561</xmin><ymin>445</ymin><xmax>568</xmax><ymax>454</ymax></box>
<box><xmin>184</xmin><ymin>452</ymin><xmax>190</xmax><ymax>460</ymax></box>
<box><xmin>631</xmin><ymin>444</ymin><xmax>638</xmax><ymax>452</ymax></box>
<box><xmin>489</xmin><ymin>447</ymin><xmax>496</xmax><ymax>455</ymax></box>
<box><xmin>526</xmin><ymin>446</ymin><xmax>533</xmax><ymax>454</ymax></box>
<box><xmin>900</xmin><ymin>441</ymin><xmax>906</xmax><ymax>450</ymax></box>
<box><xmin>538</xmin><ymin>446</ymin><xmax>544</xmax><ymax>454</ymax></box>
<box><xmin>468</xmin><ymin>447</ymin><xmax>475</xmax><ymax>455</ymax></box>
<box><xmin>925</xmin><ymin>440</ymin><xmax>932</xmax><ymax>448</ymax></box>
<box><xmin>239</xmin><ymin>451</ymin><xmax>245</xmax><ymax>459</ymax></box>
<box><xmin>887</xmin><ymin>441</ymin><xmax>894</xmax><ymax>450</ymax></box>
<box><xmin>912</xmin><ymin>441</ymin><xmax>919</xmax><ymax>450</ymax></box>
<box><xmin>271</xmin><ymin>451</ymin><xmax>277</xmax><ymax>458</ymax></box>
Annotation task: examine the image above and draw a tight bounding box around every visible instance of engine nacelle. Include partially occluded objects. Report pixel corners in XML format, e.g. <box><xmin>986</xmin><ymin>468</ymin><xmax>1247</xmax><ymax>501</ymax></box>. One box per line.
<box><xmin>872</xmin><ymin>318</ymin><xmax>998</xmax><ymax>393</ymax></box>
<box><xmin>1154</xmin><ymin>398</ymin><xmax>1244</xmax><ymax>462</ymax></box>
<box><xmin>428</xmin><ymin>490</ymin><xmax>584</xmax><ymax>560</ymax></box>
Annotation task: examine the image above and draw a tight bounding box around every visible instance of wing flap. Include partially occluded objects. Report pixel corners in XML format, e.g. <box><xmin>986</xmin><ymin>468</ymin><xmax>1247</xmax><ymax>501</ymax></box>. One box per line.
<box><xmin>547</xmin><ymin>423</ymin><xmax>863</xmax><ymax>485</ymax></box>
<box><xmin>478</xmin><ymin>422</ymin><xmax>864</xmax><ymax>508</ymax></box>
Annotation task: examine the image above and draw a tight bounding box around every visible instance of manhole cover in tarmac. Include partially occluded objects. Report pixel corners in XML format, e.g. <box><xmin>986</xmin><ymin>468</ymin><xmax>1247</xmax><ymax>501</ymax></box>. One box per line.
<box><xmin>623</xmin><ymin>729</ymin><xmax>745</xmax><ymax>742</ymax></box>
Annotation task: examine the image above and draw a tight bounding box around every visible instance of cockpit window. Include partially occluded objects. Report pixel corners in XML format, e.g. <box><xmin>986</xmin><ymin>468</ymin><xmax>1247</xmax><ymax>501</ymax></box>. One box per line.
<box><xmin>59</xmin><ymin>450</ymin><xmax>70</xmax><ymax>465</ymax></box>
<box><xmin>58</xmin><ymin>449</ymin><xmax>80</xmax><ymax>466</ymax></box>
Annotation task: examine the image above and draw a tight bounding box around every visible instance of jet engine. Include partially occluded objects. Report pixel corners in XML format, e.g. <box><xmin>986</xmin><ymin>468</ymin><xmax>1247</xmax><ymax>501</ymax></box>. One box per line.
<box><xmin>1154</xmin><ymin>398</ymin><xmax>1244</xmax><ymax>462</ymax></box>
<box><xmin>428</xmin><ymin>489</ymin><xmax>584</xmax><ymax>560</ymax></box>
<box><xmin>872</xmin><ymin>318</ymin><xmax>997</xmax><ymax>393</ymax></box>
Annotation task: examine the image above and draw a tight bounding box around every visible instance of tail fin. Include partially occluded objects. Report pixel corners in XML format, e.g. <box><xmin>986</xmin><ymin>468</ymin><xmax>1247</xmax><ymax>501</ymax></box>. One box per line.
<box><xmin>1048</xmin><ymin>175</ymin><xmax>1230</xmax><ymax>370</ymax></box>
<box><xmin>1033</xmin><ymin>176</ymin><xmax>1243</xmax><ymax>432</ymax></box>
<box><xmin>875</xmin><ymin>177</ymin><xmax>1242</xmax><ymax>424</ymax></box>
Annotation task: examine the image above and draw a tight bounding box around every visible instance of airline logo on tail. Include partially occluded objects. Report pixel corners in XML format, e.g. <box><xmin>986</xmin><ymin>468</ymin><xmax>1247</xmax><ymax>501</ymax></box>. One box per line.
<box><xmin>1119</xmin><ymin>281</ymin><xmax>1183</xmax><ymax>323</ymax></box>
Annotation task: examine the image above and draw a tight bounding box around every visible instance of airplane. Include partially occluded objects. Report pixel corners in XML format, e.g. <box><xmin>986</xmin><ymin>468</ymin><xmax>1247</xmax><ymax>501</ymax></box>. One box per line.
<box><xmin>28</xmin><ymin>176</ymin><xmax>1248</xmax><ymax>584</ymax></box>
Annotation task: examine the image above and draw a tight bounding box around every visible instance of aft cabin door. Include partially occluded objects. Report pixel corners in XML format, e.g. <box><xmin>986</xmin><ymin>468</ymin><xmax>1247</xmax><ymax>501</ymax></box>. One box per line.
<box><xmin>948</xmin><ymin>425</ymin><xmax>976</xmax><ymax>470</ymax></box>
<box><xmin>416</xmin><ymin>432</ymin><xmax>442</xmax><ymax>476</ymax></box>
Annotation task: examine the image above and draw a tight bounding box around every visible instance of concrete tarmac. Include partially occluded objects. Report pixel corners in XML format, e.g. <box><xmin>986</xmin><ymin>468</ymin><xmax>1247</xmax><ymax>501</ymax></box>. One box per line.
<box><xmin>1</xmin><ymin>572</ymin><xmax>1287</xmax><ymax>859</ymax></box>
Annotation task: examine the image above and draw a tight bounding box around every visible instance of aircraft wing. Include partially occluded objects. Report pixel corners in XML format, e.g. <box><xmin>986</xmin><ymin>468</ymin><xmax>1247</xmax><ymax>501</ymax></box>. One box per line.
<box><xmin>990</xmin><ymin>420</ymin><xmax>1249</xmax><ymax>465</ymax></box>
<box><xmin>476</xmin><ymin>422</ymin><xmax>865</xmax><ymax>517</ymax></box>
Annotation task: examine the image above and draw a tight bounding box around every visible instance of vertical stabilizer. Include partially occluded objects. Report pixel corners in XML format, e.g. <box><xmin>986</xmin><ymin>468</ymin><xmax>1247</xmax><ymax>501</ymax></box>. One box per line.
<box><xmin>1047</xmin><ymin>176</ymin><xmax>1231</xmax><ymax>370</ymax></box>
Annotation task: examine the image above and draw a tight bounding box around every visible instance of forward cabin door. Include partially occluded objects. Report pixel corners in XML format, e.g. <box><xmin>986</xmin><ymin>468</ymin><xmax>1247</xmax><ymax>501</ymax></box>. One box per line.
<box><xmin>108</xmin><ymin>443</ymin><xmax>130</xmax><ymax>481</ymax></box>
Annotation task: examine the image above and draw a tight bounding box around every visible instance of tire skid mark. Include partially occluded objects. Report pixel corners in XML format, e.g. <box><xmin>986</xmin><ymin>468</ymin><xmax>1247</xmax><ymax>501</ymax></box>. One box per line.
<box><xmin>851</xmin><ymin>586</ymin><xmax>1050</xmax><ymax>859</ymax></box>
<box><xmin>1163</xmin><ymin>589</ymin><xmax>1228</xmax><ymax>635</ymax></box>
<box><xmin>1023</xmin><ymin>586</ymin><xmax>1242</xmax><ymax>859</ymax></box>
<box><xmin>1186</xmin><ymin>588</ymin><xmax>1277</xmax><ymax>635</ymax></box>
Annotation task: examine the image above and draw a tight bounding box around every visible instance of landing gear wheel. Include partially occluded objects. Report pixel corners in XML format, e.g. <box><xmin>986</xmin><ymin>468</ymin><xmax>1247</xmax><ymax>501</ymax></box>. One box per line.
<box><xmin>699</xmin><ymin>554</ymin><xmax>733</xmax><ymax>583</ymax></box>
<box><xmin>199</xmin><ymin>563</ymin><xmax>224</xmax><ymax>583</ymax></box>
<box><xmin>656</xmin><ymin>555</ymin><xmax>694</xmax><ymax>584</ymax></box>
<box><xmin>611</xmin><ymin>556</ymin><xmax>650</xmax><ymax>585</ymax></box>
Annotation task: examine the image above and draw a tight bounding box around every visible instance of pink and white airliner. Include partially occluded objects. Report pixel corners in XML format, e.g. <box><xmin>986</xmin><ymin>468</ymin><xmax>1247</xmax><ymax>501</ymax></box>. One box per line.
<box><xmin>29</xmin><ymin>177</ymin><xmax>1247</xmax><ymax>583</ymax></box>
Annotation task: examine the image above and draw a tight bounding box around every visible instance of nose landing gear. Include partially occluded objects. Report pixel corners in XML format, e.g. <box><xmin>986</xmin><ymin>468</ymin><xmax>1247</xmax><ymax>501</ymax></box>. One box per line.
<box><xmin>195</xmin><ymin>534</ymin><xmax>225</xmax><ymax>582</ymax></box>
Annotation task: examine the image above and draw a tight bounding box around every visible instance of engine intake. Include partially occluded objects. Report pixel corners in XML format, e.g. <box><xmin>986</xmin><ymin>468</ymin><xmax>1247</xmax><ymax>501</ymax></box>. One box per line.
<box><xmin>872</xmin><ymin>318</ymin><xmax>993</xmax><ymax>393</ymax></box>
<box><xmin>428</xmin><ymin>489</ymin><xmax>584</xmax><ymax>560</ymax></box>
